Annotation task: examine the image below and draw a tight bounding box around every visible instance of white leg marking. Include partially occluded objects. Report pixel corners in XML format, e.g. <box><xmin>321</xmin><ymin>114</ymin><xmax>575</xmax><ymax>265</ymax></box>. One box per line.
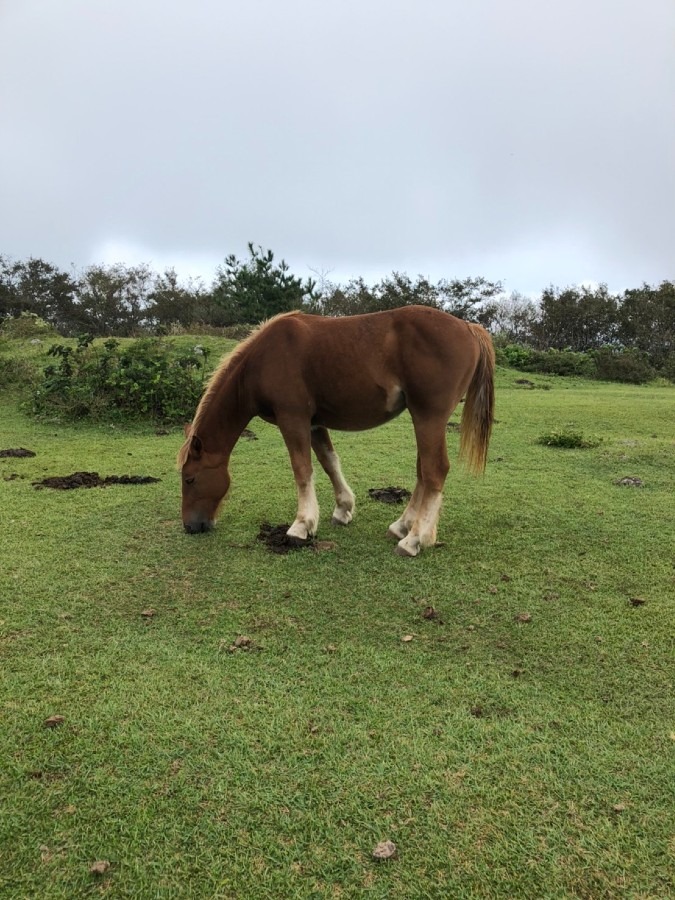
<box><xmin>388</xmin><ymin>480</ymin><xmax>422</xmax><ymax>541</ymax></box>
<box><xmin>287</xmin><ymin>476</ymin><xmax>319</xmax><ymax>540</ymax></box>
<box><xmin>395</xmin><ymin>491</ymin><xmax>443</xmax><ymax>557</ymax></box>
<box><xmin>325</xmin><ymin>450</ymin><xmax>355</xmax><ymax>525</ymax></box>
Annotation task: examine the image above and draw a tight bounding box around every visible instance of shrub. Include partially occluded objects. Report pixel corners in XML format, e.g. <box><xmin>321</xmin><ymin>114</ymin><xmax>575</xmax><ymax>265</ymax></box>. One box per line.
<box><xmin>0</xmin><ymin>355</ymin><xmax>40</xmax><ymax>390</ymax></box>
<box><xmin>537</xmin><ymin>429</ymin><xmax>601</xmax><ymax>449</ymax></box>
<box><xmin>496</xmin><ymin>344</ymin><xmax>594</xmax><ymax>377</ymax></box>
<box><xmin>591</xmin><ymin>347</ymin><xmax>656</xmax><ymax>384</ymax></box>
<box><xmin>495</xmin><ymin>344</ymin><xmax>534</xmax><ymax>369</ymax></box>
<box><xmin>662</xmin><ymin>353</ymin><xmax>675</xmax><ymax>383</ymax></box>
<box><xmin>29</xmin><ymin>335</ymin><xmax>209</xmax><ymax>423</ymax></box>
<box><xmin>1</xmin><ymin>312</ymin><xmax>56</xmax><ymax>338</ymax></box>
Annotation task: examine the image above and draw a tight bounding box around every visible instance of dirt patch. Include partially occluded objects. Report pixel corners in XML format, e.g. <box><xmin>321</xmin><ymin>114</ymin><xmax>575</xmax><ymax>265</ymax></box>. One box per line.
<box><xmin>0</xmin><ymin>448</ymin><xmax>36</xmax><ymax>458</ymax></box>
<box><xmin>446</xmin><ymin>422</ymin><xmax>461</xmax><ymax>432</ymax></box>
<box><xmin>614</xmin><ymin>476</ymin><xmax>644</xmax><ymax>487</ymax></box>
<box><xmin>33</xmin><ymin>472</ymin><xmax>161</xmax><ymax>490</ymax></box>
<box><xmin>241</xmin><ymin>428</ymin><xmax>258</xmax><ymax>441</ymax></box>
<box><xmin>256</xmin><ymin>522</ymin><xmax>315</xmax><ymax>554</ymax></box>
<box><xmin>368</xmin><ymin>486</ymin><xmax>411</xmax><ymax>504</ymax></box>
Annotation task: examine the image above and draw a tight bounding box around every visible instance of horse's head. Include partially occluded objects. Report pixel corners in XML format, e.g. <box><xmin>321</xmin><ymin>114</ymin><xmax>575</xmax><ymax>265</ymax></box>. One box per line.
<box><xmin>179</xmin><ymin>427</ymin><xmax>230</xmax><ymax>534</ymax></box>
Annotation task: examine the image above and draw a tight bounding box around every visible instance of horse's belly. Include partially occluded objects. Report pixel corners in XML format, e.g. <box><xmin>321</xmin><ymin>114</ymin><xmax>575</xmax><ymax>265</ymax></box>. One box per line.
<box><xmin>313</xmin><ymin>385</ymin><xmax>406</xmax><ymax>431</ymax></box>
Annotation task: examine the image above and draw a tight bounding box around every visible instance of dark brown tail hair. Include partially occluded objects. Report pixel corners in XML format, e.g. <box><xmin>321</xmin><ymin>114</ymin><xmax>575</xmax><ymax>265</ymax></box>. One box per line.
<box><xmin>459</xmin><ymin>324</ymin><xmax>495</xmax><ymax>474</ymax></box>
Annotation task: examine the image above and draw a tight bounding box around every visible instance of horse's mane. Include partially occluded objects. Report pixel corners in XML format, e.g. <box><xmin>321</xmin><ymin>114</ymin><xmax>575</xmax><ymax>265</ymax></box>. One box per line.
<box><xmin>176</xmin><ymin>310</ymin><xmax>302</xmax><ymax>468</ymax></box>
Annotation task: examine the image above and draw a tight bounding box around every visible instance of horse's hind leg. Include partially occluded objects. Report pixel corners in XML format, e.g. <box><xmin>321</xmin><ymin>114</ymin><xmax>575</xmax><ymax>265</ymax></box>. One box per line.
<box><xmin>311</xmin><ymin>427</ymin><xmax>355</xmax><ymax>526</ymax></box>
<box><xmin>278</xmin><ymin>419</ymin><xmax>320</xmax><ymax>541</ymax></box>
<box><xmin>395</xmin><ymin>414</ymin><xmax>449</xmax><ymax>557</ymax></box>
<box><xmin>388</xmin><ymin>453</ymin><xmax>423</xmax><ymax>540</ymax></box>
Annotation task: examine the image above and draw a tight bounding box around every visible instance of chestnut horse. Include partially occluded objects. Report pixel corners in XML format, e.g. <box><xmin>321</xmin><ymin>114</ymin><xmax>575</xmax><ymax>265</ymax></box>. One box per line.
<box><xmin>178</xmin><ymin>305</ymin><xmax>495</xmax><ymax>557</ymax></box>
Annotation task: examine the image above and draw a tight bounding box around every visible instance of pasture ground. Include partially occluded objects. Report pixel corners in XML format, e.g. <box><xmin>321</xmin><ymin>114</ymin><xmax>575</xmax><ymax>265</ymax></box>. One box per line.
<box><xmin>1</xmin><ymin>336</ymin><xmax>674</xmax><ymax>898</ymax></box>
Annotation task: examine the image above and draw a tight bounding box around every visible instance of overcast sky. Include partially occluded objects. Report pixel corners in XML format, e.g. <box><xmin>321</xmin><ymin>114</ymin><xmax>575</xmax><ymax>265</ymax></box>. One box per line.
<box><xmin>1</xmin><ymin>0</ymin><xmax>673</xmax><ymax>294</ymax></box>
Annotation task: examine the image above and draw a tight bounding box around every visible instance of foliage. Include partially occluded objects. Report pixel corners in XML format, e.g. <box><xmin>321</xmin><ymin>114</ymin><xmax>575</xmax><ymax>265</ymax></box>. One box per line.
<box><xmin>212</xmin><ymin>243</ymin><xmax>318</xmax><ymax>325</ymax></box>
<box><xmin>0</xmin><ymin>311</ymin><xmax>56</xmax><ymax>338</ymax></box>
<box><xmin>617</xmin><ymin>280</ymin><xmax>674</xmax><ymax>369</ymax></box>
<box><xmin>2</xmin><ymin>252</ymin><xmax>672</xmax><ymax>380</ymax></box>
<box><xmin>29</xmin><ymin>335</ymin><xmax>209</xmax><ymax>423</ymax></box>
<box><xmin>0</xmin><ymin>354</ymin><xmax>40</xmax><ymax>388</ymax></box>
<box><xmin>591</xmin><ymin>347</ymin><xmax>656</xmax><ymax>384</ymax></box>
<box><xmin>496</xmin><ymin>344</ymin><xmax>595</xmax><ymax>377</ymax></box>
<box><xmin>0</xmin><ymin>255</ymin><xmax>78</xmax><ymax>331</ymax></box>
<box><xmin>537</xmin><ymin>428</ymin><xmax>601</xmax><ymax>448</ymax></box>
<box><xmin>314</xmin><ymin>272</ymin><xmax>502</xmax><ymax>320</ymax></box>
<box><xmin>531</xmin><ymin>284</ymin><xmax>620</xmax><ymax>351</ymax></box>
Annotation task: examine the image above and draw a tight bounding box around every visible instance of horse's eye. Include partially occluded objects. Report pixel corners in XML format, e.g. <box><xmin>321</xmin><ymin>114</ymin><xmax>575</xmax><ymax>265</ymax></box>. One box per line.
<box><xmin>185</xmin><ymin>477</ymin><xmax>195</xmax><ymax>485</ymax></box>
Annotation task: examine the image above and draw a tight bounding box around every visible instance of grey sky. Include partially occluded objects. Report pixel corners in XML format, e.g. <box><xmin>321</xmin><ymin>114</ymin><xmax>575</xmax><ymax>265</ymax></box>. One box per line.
<box><xmin>1</xmin><ymin>0</ymin><xmax>673</xmax><ymax>294</ymax></box>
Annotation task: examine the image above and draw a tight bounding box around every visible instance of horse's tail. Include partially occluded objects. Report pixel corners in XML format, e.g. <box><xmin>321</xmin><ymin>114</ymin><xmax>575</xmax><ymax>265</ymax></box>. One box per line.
<box><xmin>459</xmin><ymin>323</ymin><xmax>495</xmax><ymax>475</ymax></box>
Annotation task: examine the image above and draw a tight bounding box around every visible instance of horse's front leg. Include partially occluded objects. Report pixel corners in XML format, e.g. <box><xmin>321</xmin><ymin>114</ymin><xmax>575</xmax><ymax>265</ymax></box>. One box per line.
<box><xmin>311</xmin><ymin>426</ymin><xmax>355</xmax><ymax>526</ymax></box>
<box><xmin>279</xmin><ymin>419</ymin><xmax>319</xmax><ymax>541</ymax></box>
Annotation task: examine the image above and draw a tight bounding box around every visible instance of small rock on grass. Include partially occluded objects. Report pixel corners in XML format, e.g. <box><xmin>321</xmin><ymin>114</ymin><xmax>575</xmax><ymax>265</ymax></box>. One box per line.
<box><xmin>372</xmin><ymin>840</ymin><xmax>397</xmax><ymax>860</ymax></box>
<box><xmin>224</xmin><ymin>635</ymin><xmax>257</xmax><ymax>653</ymax></box>
<box><xmin>43</xmin><ymin>715</ymin><xmax>65</xmax><ymax>728</ymax></box>
<box><xmin>401</xmin><ymin>634</ymin><xmax>414</xmax><ymax>643</ymax></box>
<box><xmin>90</xmin><ymin>860</ymin><xmax>111</xmax><ymax>875</ymax></box>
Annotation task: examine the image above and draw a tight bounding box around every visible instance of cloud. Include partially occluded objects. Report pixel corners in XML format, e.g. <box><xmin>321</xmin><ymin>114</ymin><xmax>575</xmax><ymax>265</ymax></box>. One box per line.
<box><xmin>1</xmin><ymin>0</ymin><xmax>673</xmax><ymax>293</ymax></box>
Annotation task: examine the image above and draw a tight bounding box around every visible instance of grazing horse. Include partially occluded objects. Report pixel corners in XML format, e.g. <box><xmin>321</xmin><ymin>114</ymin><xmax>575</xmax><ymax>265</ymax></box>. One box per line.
<box><xmin>178</xmin><ymin>305</ymin><xmax>495</xmax><ymax>557</ymax></box>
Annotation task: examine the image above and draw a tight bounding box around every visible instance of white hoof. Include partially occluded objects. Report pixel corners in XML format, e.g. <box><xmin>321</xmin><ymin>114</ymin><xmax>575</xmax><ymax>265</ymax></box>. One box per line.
<box><xmin>395</xmin><ymin>534</ymin><xmax>421</xmax><ymax>557</ymax></box>
<box><xmin>388</xmin><ymin>520</ymin><xmax>409</xmax><ymax>541</ymax></box>
<box><xmin>287</xmin><ymin>520</ymin><xmax>316</xmax><ymax>541</ymax></box>
<box><xmin>331</xmin><ymin>507</ymin><xmax>353</xmax><ymax>526</ymax></box>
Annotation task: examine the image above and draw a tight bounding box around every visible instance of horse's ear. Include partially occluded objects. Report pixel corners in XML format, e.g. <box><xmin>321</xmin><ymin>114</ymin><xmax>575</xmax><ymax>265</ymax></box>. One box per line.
<box><xmin>183</xmin><ymin>422</ymin><xmax>192</xmax><ymax>438</ymax></box>
<box><xmin>189</xmin><ymin>434</ymin><xmax>203</xmax><ymax>459</ymax></box>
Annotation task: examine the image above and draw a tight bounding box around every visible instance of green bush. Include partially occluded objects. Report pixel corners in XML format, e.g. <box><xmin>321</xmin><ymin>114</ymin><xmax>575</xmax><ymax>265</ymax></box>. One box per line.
<box><xmin>537</xmin><ymin>429</ymin><xmax>601</xmax><ymax>449</ymax></box>
<box><xmin>591</xmin><ymin>347</ymin><xmax>656</xmax><ymax>384</ymax></box>
<box><xmin>497</xmin><ymin>344</ymin><xmax>594</xmax><ymax>377</ymax></box>
<box><xmin>662</xmin><ymin>353</ymin><xmax>675</xmax><ymax>383</ymax></box>
<box><xmin>495</xmin><ymin>344</ymin><xmax>534</xmax><ymax>369</ymax></box>
<box><xmin>0</xmin><ymin>355</ymin><xmax>40</xmax><ymax>390</ymax></box>
<box><xmin>0</xmin><ymin>312</ymin><xmax>56</xmax><ymax>338</ymax></box>
<box><xmin>29</xmin><ymin>335</ymin><xmax>209</xmax><ymax>423</ymax></box>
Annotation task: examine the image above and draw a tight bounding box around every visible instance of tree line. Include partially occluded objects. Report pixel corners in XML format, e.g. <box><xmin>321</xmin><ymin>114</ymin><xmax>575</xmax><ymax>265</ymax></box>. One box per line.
<box><xmin>1</xmin><ymin>244</ymin><xmax>672</xmax><ymax>374</ymax></box>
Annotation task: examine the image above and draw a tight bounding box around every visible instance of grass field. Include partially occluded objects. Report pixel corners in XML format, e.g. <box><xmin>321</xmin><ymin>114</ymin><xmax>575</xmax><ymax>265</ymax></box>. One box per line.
<box><xmin>1</xmin><ymin>335</ymin><xmax>674</xmax><ymax>898</ymax></box>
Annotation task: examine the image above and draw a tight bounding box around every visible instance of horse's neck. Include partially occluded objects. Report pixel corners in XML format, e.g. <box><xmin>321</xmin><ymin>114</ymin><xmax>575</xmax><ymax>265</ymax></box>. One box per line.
<box><xmin>200</xmin><ymin>371</ymin><xmax>252</xmax><ymax>456</ymax></box>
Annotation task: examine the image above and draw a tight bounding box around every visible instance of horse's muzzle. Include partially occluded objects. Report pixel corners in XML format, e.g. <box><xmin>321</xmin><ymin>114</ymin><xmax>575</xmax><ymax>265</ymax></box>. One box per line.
<box><xmin>183</xmin><ymin>520</ymin><xmax>214</xmax><ymax>534</ymax></box>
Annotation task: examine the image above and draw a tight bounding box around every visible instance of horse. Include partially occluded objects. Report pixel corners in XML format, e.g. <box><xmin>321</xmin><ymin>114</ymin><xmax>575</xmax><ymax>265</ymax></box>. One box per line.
<box><xmin>177</xmin><ymin>305</ymin><xmax>495</xmax><ymax>557</ymax></box>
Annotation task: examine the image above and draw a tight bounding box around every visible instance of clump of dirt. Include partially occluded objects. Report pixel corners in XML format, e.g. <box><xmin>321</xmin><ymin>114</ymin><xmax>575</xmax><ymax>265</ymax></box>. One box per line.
<box><xmin>446</xmin><ymin>422</ymin><xmax>461</xmax><ymax>432</ymax></box>
<box><xmin>614</xmin><ymin>476</ymin><xmax>644</xmax><ymax>487</ymax></box>
<box><xmin>33</xmin><ymin>472</ymin><xmax>160</xmax><ymax>490</ymax></box>
<box><xmin>0</xmin><ymin>448</ymin><xmax>36</xmax><ymax>458</ymax></box>
<box><xmin>241</xmin><ymin>429</ymin><xmax>258</xmax><ymax>441</ymax></box>
<box><xmin>368</xmin><ymin>486</ymin><xmax>411</xmax><ymax>504</ymax></box>
<box><xmin>256</xmin><ymin>522</ymin><xmax>315</xmax><ymax>554</ymax></box>
<box><xmin>515</xmin><ymin>378</ymin><xmax>534</xmax><ymax>386</ymax></box>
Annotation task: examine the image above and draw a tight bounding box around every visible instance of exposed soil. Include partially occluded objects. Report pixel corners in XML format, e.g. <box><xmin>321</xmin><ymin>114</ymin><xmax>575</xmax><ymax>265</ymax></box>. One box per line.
<box><xmin>33</xmin><ymin>472</ymin><xmax>161</xmax><ymax>490</ymax></box>
<box><xmin>241</xmin><ymin>428</ymin><xmax>258</xmax><ymax>441</ymax></box>
<box><xmin>446</xmin><ymin>422</ymin><xmax>461</xmax><ymax>432</ymax></box>
<box><xmin>256</xmin><ymin>522</ymin><xmax>315</xmax><ymax>554</ymax></box>
<box><xmin>614</xmin><ymin>476</ymin><xmax>644</xmax><ymax>487</ymax></box>
<box><xmin>368</xmin><ymin>486</ymin><xmax>411</xmax><ymax>504</ymax></box>
<box><xmin>0</xmin><ymin>448</ymin><xmax>36</xmax><ymax>458</ymax></box>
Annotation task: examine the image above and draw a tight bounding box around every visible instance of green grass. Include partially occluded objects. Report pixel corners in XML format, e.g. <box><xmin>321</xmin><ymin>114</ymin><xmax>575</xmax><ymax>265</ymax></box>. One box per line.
<box><xmin>1</xmin><ymin>339</ymin><xmax>674</xmax><ymax>898</ymax></box>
